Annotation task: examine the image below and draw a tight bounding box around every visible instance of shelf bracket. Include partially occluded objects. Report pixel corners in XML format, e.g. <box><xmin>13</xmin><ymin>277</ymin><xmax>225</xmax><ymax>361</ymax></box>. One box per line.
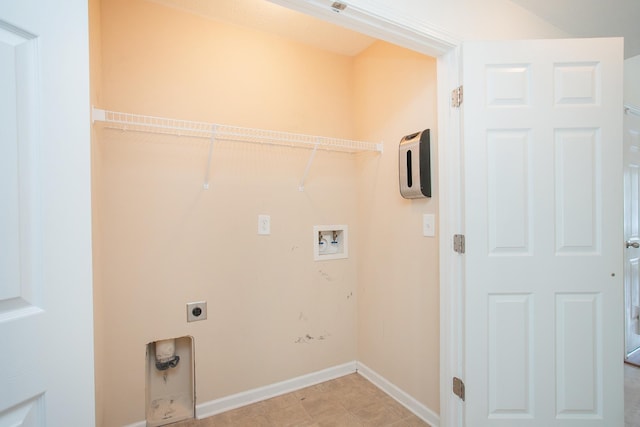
<box><xmin>92</xmin><ymin>106</ymin><xmax>105</xmax><ymax>123</ymax></box>
<box><xmin>203</xmin><ymin>125</ymin><xmax>216</xmax><ymax>190</ymax></box>
<box><xmin>299</xmin><ymin>139</ymin><xmax>320</xmax><ymax>192</ymax></box>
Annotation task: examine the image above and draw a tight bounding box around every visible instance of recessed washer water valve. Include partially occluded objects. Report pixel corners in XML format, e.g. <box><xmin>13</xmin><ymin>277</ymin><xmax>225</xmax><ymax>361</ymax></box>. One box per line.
<box><xmin>318</xmin><ymin>232</ymin><xmax>328</xmax><ymax>252</ymax></box>
<box><xmin>313</xmin><ymin>225</ymin><xmax>348</xmax><ymax>261</ymax></box>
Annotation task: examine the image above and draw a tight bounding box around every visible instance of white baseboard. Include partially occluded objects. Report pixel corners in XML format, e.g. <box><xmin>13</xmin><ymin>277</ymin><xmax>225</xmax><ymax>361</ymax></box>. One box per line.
<box><xmin>356</xmin><ymin>362</ymin><xmax>441</xmax><ymax>427</ymax></box>
<box><xmin>125</xmin><ymin>360</ymin><xmax>440</xmax><ymax>427</ymax></box>
<box><xmin>196</xmin><ymin>361</ymin><xmax>357</xmax><ymax>419</ymax></box>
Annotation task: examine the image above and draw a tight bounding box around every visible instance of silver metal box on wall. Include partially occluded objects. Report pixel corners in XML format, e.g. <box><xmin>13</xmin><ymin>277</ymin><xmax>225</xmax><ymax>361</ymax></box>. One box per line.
<box><xmin>399</xmin><ymin>129</ymin><xmax>431</xmax><ymax>199</ymax></box>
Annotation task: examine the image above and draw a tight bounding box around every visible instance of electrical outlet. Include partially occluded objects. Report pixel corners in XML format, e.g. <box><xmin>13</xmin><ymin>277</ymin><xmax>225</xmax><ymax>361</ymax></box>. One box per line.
<box><xmin>258</xmin><ymin>214</ymin><xmax>271</xmax><ymax>235</ymax></box>
<box><xmin>186</xmin><ymin>301</ymin><xmax>207</xmax><ymax>322</ymax></box>
<box><xmin>423</xmin><ymin>214</ymin><xmax>435</xmax><ymax>237</ymax></box>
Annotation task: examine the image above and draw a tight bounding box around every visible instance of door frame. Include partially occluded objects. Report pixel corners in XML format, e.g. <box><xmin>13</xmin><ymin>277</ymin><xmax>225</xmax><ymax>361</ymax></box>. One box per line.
<box><xmin>267</xmin><ymin>1</ymin><xmax>464</xmax><ymax>425</ymax></box>
<box><xmin>625</xmin><ymin>103</ymin><xmax>640</xmax><ymax>358</ymax></box>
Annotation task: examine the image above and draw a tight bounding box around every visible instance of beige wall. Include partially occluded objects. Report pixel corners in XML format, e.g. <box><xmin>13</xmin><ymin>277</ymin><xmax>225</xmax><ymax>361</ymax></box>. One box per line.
<box><xmin>94</xmin><ymin>0</ymin><xmax>437</xmax><ymax>425</ymax></box>
<box><xmin>99</xmin><ymin>0</ymin><xmax>354</xmax><ymax>135</ymax></box>
<box><xmin>353</xmin><ymin>42</ymin><xmax>439</xmax><ymax>410</ymax></box>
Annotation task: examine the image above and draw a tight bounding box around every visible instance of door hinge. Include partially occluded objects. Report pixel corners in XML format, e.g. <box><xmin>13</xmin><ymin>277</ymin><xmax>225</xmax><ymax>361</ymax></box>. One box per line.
<box><xmin>453</xmin><ymin>234</ymin><xmax>465</xmax><ymax>254</ymax></box>
<box><xmin>451</xmin><ymin>86</ymin><xmax>463</xmax><ymax>108</ymax></box>
<box><xmin>453</xmin><ymin>377</ymin><xmax>465</xmax><ymax>401</ymax></box>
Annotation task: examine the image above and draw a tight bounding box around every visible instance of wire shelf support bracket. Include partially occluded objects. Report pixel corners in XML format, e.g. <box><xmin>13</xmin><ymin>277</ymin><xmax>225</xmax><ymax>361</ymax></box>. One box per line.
<box><xmin>299</xmin><ymin>140</ymin><xmax>319</xmax><ymax>192</ymax></box>
<box><xmin>203</xmin><ymin>125</ymin><xmax>216</xmax><ymax>190</ymax></box>
<box><xmin>92</xmin><ymin>107</ymin><xmax>383</xmax><ymax>191</ymax></box>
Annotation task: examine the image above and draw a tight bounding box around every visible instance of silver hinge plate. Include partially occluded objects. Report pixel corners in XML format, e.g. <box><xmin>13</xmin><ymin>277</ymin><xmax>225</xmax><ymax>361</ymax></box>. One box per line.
<box><xmin>453</xmin><ymin>234</ymin><xmax>465</xmax><ymax>254</ymax></box>
<box><xmin>453</xmin><ymin>377</ymin><xmax>465</xmax><ymax>401</ymax></box>
<box><xmin>451</xmin><ymin>86</ymin><xmax>463</xmax><ymax>108</ymax></box>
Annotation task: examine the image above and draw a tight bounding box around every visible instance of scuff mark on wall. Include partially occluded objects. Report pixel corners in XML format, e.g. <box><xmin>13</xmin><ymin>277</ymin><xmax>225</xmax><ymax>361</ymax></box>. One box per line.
<box><xmin>295</xmin><ymin>311</ymin><xmax>330</xmax><ymax>343</ymax></box>
<box><xmin>294</xmin><ymin>332</ymin><xmax>331</xmax><ymax>344</ymax></box>
<box><xmin>347</xmin><ymin>291</ymin><xmax>353</xmax><ymax>299</ymax></box>
<box><xmin>150</xmin><ymin>396</ymin><xmax>179</xmax><ymax>420</ymax></box>
<box><xmin>318</xmin><ymin>269</ymin><xmax>333</xmax><ymax>281</ymax></box>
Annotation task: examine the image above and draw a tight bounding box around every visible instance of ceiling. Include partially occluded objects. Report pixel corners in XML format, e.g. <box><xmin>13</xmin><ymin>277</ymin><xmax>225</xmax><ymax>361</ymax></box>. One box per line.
<box><xmin>510</xmin><ymin>0</ymin><xmax>640</xmax><ymax>58</ymax></box>
<box><xmin>148</xmin><ymin>0</ymin><xmax>376</xmax><ymax>56</ymax></box>
<box><xmin>151</xmin><ymin>0</ymin><xmax>640</xmax><ymax>59</ymax></box>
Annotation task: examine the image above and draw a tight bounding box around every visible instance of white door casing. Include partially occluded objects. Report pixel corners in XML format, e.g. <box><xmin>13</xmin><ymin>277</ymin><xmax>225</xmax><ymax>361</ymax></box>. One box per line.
<box><xmin>0</xmin><ymin>1</ymin><xmax>94</xmax><ymax>425</ymax></box>
<box><xmin>624</xmin><ymin>105</ymin><xmax>640</xmax><ymax>357</ymax></box>
<box><xmin>463</xmin><ymin>38</ymin><xmax>623</xmax><ymax>425</ymax></box>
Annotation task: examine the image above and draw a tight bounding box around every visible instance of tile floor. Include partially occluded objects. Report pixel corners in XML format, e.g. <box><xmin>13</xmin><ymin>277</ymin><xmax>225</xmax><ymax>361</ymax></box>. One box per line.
<box><xmin>626</xmin><ymin>363</ymin><xmax>640</xmax><ymax>427</ymax></box>
<box><xmin>172</xmin><ymin>373</ymin><xmax>430</xmax><ymax>426</ymax></box>
<box><xmin>166</xmin><ymin>363</ymin><xmax>640</xmax><ymax>426</ymax></box>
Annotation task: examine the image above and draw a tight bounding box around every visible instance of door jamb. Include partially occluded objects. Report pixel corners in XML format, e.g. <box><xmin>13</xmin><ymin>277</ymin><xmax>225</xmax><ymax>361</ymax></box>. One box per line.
<box><xmin>266</xmin><ymin>2</ymin><xmax>464</xmax><ymax>426</ymax></box>
<box><xmin>436</xmin><ymin>46</ymin><xmax>464</xmax><ymax>427</ymax></box>
<box><xmin>624</xmin><ymin>103</ymin><xmax>640</xmax><ymax>358</ymax></box>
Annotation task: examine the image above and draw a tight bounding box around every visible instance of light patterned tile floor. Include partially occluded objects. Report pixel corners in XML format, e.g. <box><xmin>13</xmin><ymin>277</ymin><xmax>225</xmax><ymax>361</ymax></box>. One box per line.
<box><xmin>167</xmin><ymin>364</ymin><xmax>640</xmax><ymax>426</ymax></box>
<box><xmin>172</xmin><ymin>373</ymin><xmax>430</xmax><ymax>427</ymax></box>
<box><xmin>626</xmin><ymin>363</ymin><xmax>640</xmax><ymax>427</ymax></box>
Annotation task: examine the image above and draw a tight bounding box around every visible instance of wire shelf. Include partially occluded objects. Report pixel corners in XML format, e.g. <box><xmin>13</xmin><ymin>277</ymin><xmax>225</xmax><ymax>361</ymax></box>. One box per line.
<box><xmin>92</xmin><ymin>108</ymin><xmax>383</xmax><ymax>153</ymax></box>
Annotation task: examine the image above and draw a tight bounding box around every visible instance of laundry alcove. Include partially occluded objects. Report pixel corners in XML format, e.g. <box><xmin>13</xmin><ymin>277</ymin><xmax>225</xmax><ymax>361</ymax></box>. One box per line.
<box><xmin>91</xmin><ymin>0</ymin><xmax>439</xmax><ymax>425</ymax></box>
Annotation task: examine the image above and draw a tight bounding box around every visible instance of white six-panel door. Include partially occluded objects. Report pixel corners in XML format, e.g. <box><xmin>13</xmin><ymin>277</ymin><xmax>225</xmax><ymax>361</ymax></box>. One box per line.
<box><xmin>0</xmin><ymin>1</ymin><xmax>94</xmax><ymax>425</ymax></box>
<box><xmin>463</xmin><ymin>38</ymin><xmax>623</xmax><ymax>426</ymax></box>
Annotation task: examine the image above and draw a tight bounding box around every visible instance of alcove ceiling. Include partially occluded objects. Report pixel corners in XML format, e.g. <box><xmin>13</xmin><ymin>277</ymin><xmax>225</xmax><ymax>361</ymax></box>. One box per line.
<box><xmin>150</xmin><ymin>0</ymin><xmax>640</xmax><ymax>59</ymax></box>
<box><xmin>147</xmin><ymin>0</ymin><xmax>376</xmax><ymax>56</ymax></box>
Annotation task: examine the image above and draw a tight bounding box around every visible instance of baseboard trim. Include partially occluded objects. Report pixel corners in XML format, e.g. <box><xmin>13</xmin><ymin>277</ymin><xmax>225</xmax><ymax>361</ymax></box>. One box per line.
<box><xmin>356</xmin><ymin>362</ymin><xmax>441</xmax><ymax>427</ymax></box>
<box><xmin>196</xmin><ymin>361</ymin><xmax>357</xmax><ymax>419</ymax></box>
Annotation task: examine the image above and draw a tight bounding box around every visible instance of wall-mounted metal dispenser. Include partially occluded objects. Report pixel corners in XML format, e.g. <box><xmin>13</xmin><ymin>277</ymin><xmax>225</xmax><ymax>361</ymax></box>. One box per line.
<box><xmin>399</xmin><ymin>129</ymin><xmax>431</xmax><ymax>199</ymax></box>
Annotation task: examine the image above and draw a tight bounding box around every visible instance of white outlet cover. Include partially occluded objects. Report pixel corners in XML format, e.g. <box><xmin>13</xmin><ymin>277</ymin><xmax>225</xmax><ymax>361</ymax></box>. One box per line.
<box><xmin>258</xmin><ymin>214</ymin><xmax>270</xmax><ymax>235</ymax></box>
<box><xmin>423</xmin><ymin>214</ymin><xmax>435</xmax><ymax>237</ymax></box>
